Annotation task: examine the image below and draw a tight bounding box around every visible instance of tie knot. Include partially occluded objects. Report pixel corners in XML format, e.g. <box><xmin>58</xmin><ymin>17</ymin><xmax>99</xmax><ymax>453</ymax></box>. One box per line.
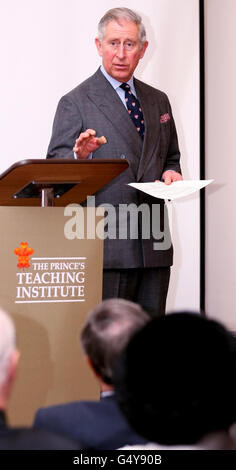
<box><xmin>120</xmin><ymin>82</ymin><xmax>130</xmax><ymax>91</ymax></box>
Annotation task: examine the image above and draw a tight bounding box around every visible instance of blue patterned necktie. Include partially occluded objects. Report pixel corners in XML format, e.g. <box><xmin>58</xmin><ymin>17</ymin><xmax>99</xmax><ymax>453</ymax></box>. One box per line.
<box><xmin>120</xmin><ymin>83</ymin><xmax>145</xmax><ymax>140</ymax></box>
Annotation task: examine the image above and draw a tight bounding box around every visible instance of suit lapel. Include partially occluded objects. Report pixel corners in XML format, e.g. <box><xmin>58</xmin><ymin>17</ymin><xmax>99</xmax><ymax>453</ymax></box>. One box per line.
<box><xmin>86</xmin><ymin>70</ymin><xmax>161</xmax><ymax>180</ymax></box>
<box><xmin>135</xmin><ymin>79</ymin><xmax>161</xmax><ymax>181</ymax></box>
<box><xmin>87</xmin><ymin>70</ymin><xmax>143</xmax><ymax>157</ymax></box>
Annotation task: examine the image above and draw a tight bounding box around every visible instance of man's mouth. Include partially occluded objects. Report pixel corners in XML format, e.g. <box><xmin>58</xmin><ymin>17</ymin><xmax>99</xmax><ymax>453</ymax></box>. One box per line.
<box><xmin>113</xmin><ymin>64</ymin><xmax>128</xmax><ymax>68</ymax></box>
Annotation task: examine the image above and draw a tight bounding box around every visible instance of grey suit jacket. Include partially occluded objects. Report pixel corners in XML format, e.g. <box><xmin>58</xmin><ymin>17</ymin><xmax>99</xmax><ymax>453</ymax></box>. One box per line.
<box><xmin>47</xmin><ymin>68</ymin><xmax>181</xmax><ymax>269</ymax></box>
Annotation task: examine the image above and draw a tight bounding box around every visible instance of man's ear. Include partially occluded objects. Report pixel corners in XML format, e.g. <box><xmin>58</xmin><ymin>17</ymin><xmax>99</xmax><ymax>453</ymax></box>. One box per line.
<box><xmin>140</xmin><ymin>40</ymin><xmax>149</xmax><ymax>59</ymax></box>
<box><xmin>95</xmin><ymin>37</ymin><xmax>103</xmax><ymax>57</ymax></box>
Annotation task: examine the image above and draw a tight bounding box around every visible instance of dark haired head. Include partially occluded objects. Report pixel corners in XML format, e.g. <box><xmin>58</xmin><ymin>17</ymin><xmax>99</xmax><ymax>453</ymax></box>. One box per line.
<box><xmin>114</xmin><ymin>312</ymin><xmax>236</xmax><ymax>445</ymax></box>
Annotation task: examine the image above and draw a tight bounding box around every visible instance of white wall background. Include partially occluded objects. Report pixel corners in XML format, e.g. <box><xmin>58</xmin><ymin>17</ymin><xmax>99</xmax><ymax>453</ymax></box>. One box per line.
<box><xmin>0</xmin><ymin>0</ymin><xmax>200</xmax><ymax>311</ymax></box>
<box><xmin>205</xmin><ymin>0</ymin><xmax>236</xmax><ymax>329</ymax></box>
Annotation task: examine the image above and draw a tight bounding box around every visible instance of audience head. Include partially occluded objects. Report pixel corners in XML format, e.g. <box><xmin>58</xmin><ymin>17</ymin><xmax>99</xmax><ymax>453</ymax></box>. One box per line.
<box><xmin>81</xmin><ymin>299</ymin><xmax>149</xmax><ymax>386</ymax></box>
<box><xmin>115</xmin><ymin>312</ymin><xmax>236</xmax><ymax>445</ymax></box>
<box><xmin>0</xmin><ymin>308</ymin><xmax>19</xmax><ymax>409</ymax></box>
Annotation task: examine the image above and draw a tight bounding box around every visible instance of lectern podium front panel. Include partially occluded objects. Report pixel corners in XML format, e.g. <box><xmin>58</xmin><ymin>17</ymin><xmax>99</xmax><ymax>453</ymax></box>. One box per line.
<box><xmin>0</xmin><ymin>207</ymin><xmax>103</xmax><ymax>426</ymax></box>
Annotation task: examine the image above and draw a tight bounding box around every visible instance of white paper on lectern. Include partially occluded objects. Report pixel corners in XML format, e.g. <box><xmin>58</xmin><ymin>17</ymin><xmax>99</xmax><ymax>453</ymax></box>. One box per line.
<box><xmin>128</xmin><ymin>180</ymin><xmax>214</xmax><ymax>201</ymax></box>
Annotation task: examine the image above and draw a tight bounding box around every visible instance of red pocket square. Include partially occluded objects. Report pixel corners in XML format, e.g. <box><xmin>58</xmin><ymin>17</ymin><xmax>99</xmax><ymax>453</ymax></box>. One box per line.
<box><xmin>160</xmin><ymin>113</ymin><xmax>170</xmax><ymax>123</ymax></box>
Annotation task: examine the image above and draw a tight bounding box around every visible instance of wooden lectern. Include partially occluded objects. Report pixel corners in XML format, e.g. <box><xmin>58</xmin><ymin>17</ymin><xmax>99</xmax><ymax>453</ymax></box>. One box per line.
<box><xmin>0</xmin><ymin>158</ymin><xmax>129</xmax><ymax>426</ymax></box>
<box><xmin>0</xmin><ymin>158</ymin><xmax>129</xmax><ymax>206</ymax></box>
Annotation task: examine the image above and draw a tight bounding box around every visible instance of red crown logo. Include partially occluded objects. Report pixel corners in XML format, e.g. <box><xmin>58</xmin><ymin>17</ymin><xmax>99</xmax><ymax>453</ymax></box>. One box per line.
<box><xmin>14</xmin><ymin>242</ymin><xmax>34</xmax><ymax>270</ymax></box>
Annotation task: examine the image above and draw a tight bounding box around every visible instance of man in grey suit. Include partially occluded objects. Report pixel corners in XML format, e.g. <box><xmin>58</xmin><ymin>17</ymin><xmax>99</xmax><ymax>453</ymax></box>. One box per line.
<box><xmin>47</xmin><ymin>7</ymin><xmax>182</xmax><ymax>316</ymax></box>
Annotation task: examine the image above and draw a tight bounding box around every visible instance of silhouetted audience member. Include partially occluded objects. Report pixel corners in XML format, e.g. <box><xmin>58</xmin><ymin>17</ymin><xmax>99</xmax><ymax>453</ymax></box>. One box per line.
<box><xmin>34</xmin><ymin>299</ymin><xmax>149</xmax><ymax>449</ymax></box>
<box><xmin>0</xmin><ymin>308</ymin><xmax>79</xmax><ymax>449</ymax></box>
<box><xmin>115</xmin><ymin>312</ymin><xmax>236</xmax><ymax>450</ymax></box>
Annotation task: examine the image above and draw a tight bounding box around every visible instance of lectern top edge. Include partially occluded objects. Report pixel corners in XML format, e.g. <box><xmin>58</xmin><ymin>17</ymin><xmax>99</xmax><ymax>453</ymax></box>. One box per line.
<box><xmin>0</xmin><ymin>158</ymin><xmax>129</xmax><ymax>181</ymax></box>
<box><xmin>0</xmin><ymin>158</ymin><xmax>129</xmax><ymax>207</ymax></box>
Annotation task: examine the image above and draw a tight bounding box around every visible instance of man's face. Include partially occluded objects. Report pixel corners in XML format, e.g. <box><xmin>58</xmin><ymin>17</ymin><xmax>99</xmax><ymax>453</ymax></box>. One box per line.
<box><xmin>95</xmin><ymin>19</ymin><xmax>148</xmax><ymax>82</ymax></box>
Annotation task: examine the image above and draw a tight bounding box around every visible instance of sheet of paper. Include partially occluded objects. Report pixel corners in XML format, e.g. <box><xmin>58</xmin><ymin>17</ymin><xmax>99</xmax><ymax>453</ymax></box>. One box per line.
<box><xmin>128</xmin><ymin>180</ymin><xmax>214</xmax><ymax>201</ymax></box>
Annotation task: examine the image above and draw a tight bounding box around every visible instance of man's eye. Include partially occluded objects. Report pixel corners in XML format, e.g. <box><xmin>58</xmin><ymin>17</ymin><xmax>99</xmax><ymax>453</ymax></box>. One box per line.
<box><xmin>125</xmin><ymin>42</ymin><xmax>134</xmax><ymax>49</ymax></box>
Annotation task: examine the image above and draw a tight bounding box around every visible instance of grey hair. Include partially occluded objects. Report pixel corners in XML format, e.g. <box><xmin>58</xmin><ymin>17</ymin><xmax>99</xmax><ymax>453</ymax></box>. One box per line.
<box><xmin>0</xmin><ymin>308</ymin><xmax>16</xmax><ymax>387</ymax></box>
<box><xmin>81</xmin><ymin>299</ymin><xmax>150</xmax><ymax>384</ymax></box>
<box><xmin>98</xmin><ymin>7</ymin><xmax>147</xmax><ymax>46</ymax></box>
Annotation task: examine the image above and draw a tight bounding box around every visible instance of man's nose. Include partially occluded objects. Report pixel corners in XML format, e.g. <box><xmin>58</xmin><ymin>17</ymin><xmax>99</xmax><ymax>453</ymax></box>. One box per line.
<box><xmin>116</xmin><ymin>44</ymin><xmax>126</xmax><ymax>59</ymax></box>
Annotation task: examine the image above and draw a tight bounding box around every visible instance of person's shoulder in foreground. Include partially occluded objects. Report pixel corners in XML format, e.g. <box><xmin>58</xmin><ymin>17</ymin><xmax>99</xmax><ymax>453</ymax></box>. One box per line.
<box><xmin>34</xmin><ymin>395</ymin><xmax>147</xmax><ymax>450</ymax></box>
<box><xmin>0</xmin><ymin>419</ymin><xmax>80</xmax><ymax>450</ymax></box>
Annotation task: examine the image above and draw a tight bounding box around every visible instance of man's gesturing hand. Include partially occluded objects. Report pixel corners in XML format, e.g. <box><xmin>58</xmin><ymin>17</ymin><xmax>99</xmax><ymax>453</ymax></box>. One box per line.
<box><xmin>73</xmin><ymin>129</ymin><xmax>107</xmax><ymax>159</ymax></box>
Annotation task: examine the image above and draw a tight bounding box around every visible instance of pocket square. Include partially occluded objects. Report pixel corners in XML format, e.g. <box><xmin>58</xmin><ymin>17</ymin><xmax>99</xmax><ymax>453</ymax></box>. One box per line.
<box><xmin>160</xmin><ymin>113</ymin><xmax>170</xmax><ymax>123</ymax></box>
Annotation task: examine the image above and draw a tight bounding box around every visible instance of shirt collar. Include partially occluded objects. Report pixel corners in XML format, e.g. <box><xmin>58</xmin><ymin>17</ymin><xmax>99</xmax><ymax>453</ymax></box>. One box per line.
<box><xmin>100</xmin><ymin>390</ymin><xmax>115</xmax><ymax>398</ymax></box>
<box><xmin>100</xmin><ymin>65</ymin><xmax>135</xmax><ymax>94</ymax></box>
